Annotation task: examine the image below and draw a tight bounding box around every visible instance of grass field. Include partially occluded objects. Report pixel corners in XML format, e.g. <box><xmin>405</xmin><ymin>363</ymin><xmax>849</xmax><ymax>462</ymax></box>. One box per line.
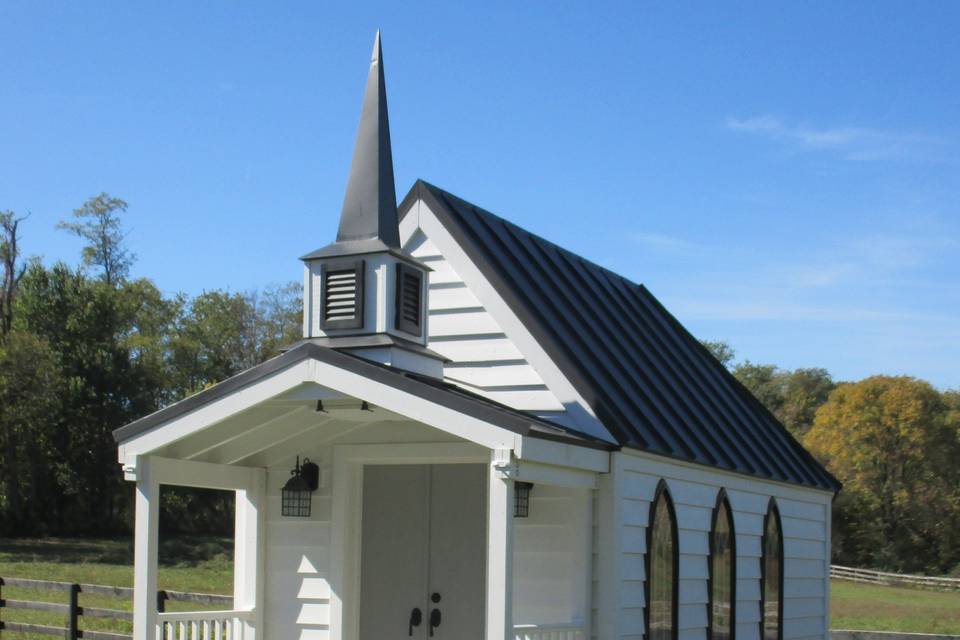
<box><xmin>4</xmin><ymin>538</ymin><xmax>960</xmax><ymax>637</ymax></box>
<box><xmin>832</xmin><ymin>579</ymin><xmax>960</xmax><ymax>634</ymax></box>
<box><xmin>0</xmin><ymin>537</ymin><xmax>233</xmax><ymax>639</ymax></box>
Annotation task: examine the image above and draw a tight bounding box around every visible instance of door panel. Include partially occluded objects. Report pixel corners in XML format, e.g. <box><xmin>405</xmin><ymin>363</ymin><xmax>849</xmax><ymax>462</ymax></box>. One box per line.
<box><xmin>360</xmin><ymin>465</ymin><xmax>431</xmax><ymax>640</ymax></box>
<box><xmin>359</xmin><ymin>464</ymin><xmax>487</xmax><ymax>640</ymax></box>
<box><xmin>428</xmin><ymin>464</ymin><xmax>487</xmax><ymax>640</ymax></box>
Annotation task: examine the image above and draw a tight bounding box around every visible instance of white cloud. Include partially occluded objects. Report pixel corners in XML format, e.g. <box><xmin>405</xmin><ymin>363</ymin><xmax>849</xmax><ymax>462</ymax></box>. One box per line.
<box><xmin>725</xmin><ymin>115</ymin><xmax>942</xmax><ymax>161</ymax></box>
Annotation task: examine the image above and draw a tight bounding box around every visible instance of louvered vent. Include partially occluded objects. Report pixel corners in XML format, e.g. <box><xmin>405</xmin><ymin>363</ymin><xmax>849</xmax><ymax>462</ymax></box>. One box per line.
<box><xmin>395</xmin><ymin>263</ymin><xmax>423</xmax><ymax>335</ymax></box>
<box><xmin>321</xmin><ymin>260</ymin><xmax>364</xmax><ymax>330</ymax></box>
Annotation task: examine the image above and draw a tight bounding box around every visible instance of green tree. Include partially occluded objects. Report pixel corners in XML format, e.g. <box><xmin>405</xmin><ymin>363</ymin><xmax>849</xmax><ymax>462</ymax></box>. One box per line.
<box><xmin>57</xmin><ymin>193</ymin><xmax>133</xmax><ymax>285</ymax></box>
<box><xmin>701</xmin><ymin>339</ymin><xmax>736</xmax><ymax>368</ymax></box>
<box><xmin>13</xmin><ymin>264</ymin><xmax>167</xmax><ymax>533</ymax></box>
<box><xmin>0</xmin><ymin>330</ymin><xmax>65</xmax><ymax>535</ymax></box>
<box><xmin>170</xmin><ymin>284</ymin><xmax>301</xmax><ymax>397</ymax></box>
<box><xmin>731</xmin><ymin>361</ymin><xmax>834</xmax><ymax>437</ymax></box>
<box><xmin>779</xmin><ymin>368</ymin><xmax>834</xmax><ymax>436</ymax></box>
<box><xmin>733</xmin><ymin>361</ymin><xmax>784</xmax><ymax>418</ymax></box>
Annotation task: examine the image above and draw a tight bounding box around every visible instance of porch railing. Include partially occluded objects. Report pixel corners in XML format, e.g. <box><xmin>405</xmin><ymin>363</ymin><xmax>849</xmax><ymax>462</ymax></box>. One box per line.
<box><xmin>157</xmin><ymin>609</ymin><xmax>254</xmax><ymax>640</ymax></box>
<box><xmin>513</xmin><ymin>623</ymin><xmax>586</xmax><ymax>640</ymax></box>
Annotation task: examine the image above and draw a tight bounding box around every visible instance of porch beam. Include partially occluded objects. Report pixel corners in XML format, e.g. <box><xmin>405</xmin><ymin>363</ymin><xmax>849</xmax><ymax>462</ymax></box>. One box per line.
<box><xmin>486</xmin><ymin>451</ymin><xmax>514</xmax><ymax>640</ymax></box>
<box><xmin>133</xmin><ymin>457</ymin><xmax>159</xmax><ymax>640</ymax></box>
<box><xmin>125</xmin><ymin>456</ymin><xmax>260</xmax><ymax>491</ymax></box>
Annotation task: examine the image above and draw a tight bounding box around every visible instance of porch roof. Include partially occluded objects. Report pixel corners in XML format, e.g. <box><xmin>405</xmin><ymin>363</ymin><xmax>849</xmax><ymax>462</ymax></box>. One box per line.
<box><xmin>113</xmin><ymin>342</ymin><xmax>613</xmax><ymax>450</ymax></box>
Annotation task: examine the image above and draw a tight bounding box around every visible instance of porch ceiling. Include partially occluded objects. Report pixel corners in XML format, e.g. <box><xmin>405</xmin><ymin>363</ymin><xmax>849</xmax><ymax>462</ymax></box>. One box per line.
<box><xmin>151</xmin><ymin>384</ymin><xmax>411</xmax><ymax>468</ymax></box>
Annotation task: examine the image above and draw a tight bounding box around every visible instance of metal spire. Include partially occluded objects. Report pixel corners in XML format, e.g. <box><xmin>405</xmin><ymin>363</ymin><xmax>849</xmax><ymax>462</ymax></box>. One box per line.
<box><xmin>335</xmin><ymin>31</ymin><xmax>400</xmax><ymax>248</ymax></box>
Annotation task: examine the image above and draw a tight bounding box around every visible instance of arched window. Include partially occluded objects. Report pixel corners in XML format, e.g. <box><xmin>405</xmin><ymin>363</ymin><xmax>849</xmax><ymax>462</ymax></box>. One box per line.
<box><xmin>761</xmin><ymin>498</ymin><xmax>784</xmax><ymax>640</ymax></box>
<box><xmin>709</xmin><ymin>490</ymin><xmax>736</xmax><ymax>640</ymax></box>
<box><xmin>646</xmin><ymin>480</ymin><xmax>678</xmax><ymax>640</ymax></box>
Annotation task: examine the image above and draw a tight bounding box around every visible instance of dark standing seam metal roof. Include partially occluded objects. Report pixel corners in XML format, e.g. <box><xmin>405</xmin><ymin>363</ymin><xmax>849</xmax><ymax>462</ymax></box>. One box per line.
<box><xmin>113</xmin><ymin>342</ymin><xmax>611</xmax><ymax>451</ymax></box>
<box><xmin>406</xmin><ymin>180</ymin><xmax>840</xmax><ymax>491</ymax></box>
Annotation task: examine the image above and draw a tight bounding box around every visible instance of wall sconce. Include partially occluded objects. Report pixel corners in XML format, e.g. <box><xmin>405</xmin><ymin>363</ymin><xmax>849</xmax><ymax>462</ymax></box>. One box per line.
<box><xmin>281</xmin><ymin>456</ymin><xmax>319</xmax><ymax>517</ymax></box>
<box><xmin>514</xmin><ymin>481</ymin><xmax>534</xmax><ymax>518</ymax></box>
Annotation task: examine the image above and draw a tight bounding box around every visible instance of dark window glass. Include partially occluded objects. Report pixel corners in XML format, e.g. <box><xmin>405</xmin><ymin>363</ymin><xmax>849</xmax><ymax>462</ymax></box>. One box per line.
<box><xmin>710</xmin><ymin>494</ymin><xmax>735</xmax><ymax>640</ymax></box>
<box><xmin>647</xmin><ymin>484</ymin><xmax>676</xmax><ymax>640</ymax></box>
<box><xmin>761</xmin><ymin>501</ymin><xmax>783</xmax><ymax>640</ymax></box>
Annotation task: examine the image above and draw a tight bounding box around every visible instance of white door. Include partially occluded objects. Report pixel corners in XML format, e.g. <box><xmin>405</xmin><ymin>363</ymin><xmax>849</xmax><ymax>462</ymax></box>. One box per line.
<box><xmin>359</xmin><ymin>464</ymin><xmax>487</xmax><ymax>640</ymax></box>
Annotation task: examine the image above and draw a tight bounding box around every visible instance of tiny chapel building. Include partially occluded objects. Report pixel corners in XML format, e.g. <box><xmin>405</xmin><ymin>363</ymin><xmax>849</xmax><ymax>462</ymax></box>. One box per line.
<box><xmin>116</xmin><ymin>33</ymin><xmax>839</xmax><ymax>640</ymax></box>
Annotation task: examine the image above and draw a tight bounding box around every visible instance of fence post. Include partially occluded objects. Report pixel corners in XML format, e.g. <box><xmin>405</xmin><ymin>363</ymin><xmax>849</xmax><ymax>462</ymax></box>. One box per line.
<box><xmin>1</xmin><ymin>576</ymin><xmax>5</xmax><ymax>638</ymax></box>
<box><xmin>157</xmin><ymin>590</ymin><xmax>168</xmax><ymax>639</ymax></box>
<box><xmin>68</xmin><ymin>583</ymin><xmax>80</xmax><ymax>640</ymax></box>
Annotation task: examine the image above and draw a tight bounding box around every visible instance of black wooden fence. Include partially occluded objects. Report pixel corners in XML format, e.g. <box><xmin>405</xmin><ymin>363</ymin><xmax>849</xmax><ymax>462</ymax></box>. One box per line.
<box><xmin>0</xmin><ymin>577</ymin><xmax>231</xmax><ymax>639</ymax></box>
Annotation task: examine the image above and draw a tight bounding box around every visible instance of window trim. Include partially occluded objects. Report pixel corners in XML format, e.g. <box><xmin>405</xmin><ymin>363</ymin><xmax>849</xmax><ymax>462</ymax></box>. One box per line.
<box><xmin>320</xmin><ymin>259</ymin><xmax>365</xmax><ymax>331</ymax></box>
<box><xmin>760</xmin><ymin>497</ymin><xmax>785</xmax><ymax>640</ymax></box>
<box><xmin>708</xmin><ymin>488</ymin><xmax>737</xmax><ymax>640</ymax></box>
<box><xmin>645</xmin><ymin>479</ymin><xmax>679</xmax><ymax>640</ymax></box>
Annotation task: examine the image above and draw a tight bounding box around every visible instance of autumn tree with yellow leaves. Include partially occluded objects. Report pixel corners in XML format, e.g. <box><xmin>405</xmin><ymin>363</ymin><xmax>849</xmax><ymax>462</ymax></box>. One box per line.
<box><xmin>804</xmin><ymin>376</ymin><xmax>960</xmax><ymax>572</ymax></box>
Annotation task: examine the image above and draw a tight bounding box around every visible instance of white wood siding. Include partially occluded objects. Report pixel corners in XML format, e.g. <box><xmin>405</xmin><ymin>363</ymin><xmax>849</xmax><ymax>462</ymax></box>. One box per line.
<box><xmin>265</xmin><ymin>454</ymin><xmax>335</xmax><ymax>640</ymax></box>
<box><xmin>402</xmin><ymin>229</ymin><xmax>565</xmax><ymax>412</ymax></box>
<box><xmin>513</xmin><ymin>485</ymin><xmax>592</xmax><ymax>629</ymax></box>
<box><xmin>595</xmin><ymin>451</ymin><xmax>831</xmax><ymax>640</ymax></box>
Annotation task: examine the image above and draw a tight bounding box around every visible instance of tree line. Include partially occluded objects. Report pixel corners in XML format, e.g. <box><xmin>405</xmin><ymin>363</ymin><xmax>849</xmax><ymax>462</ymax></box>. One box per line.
<box><xmin>703</xmin><ymin>340</ymin><xmax>960</xmax><ymax>575</ymax></box>
<box><xmin>0</xmin><ymin>195</ymin><xmax>301</xmax><ymax>536</ymax></box>
<box><xmin>2</xmin><ymin>196</ymin><xmax>958</xmax><ymax>575</ymax></box>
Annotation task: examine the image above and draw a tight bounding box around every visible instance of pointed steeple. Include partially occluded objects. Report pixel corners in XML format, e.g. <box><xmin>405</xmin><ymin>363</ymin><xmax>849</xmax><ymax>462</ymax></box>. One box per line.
<box><xmin>337</xmin><ymin>31</ymin><xmax>400</xmax><ymax>249</ymax></box>
<box><xmin>296</xmin><ymin>31</ymin><xmax>442</xmax><ymax>376</ymax></box>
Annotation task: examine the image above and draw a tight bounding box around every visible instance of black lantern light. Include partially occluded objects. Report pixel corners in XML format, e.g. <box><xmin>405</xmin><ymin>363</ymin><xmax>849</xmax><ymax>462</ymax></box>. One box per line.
<box><xmin>282</xmin><ymin>456</ymin><xmax>320</xmax><ymax>517</ymax></box>
<box><xmin>514</xmin><ymin>481</ymin><xmax>534</xmax><ymax>518</ymax></box>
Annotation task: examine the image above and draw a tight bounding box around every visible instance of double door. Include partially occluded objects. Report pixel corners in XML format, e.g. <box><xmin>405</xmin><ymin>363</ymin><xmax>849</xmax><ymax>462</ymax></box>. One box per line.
<box><xmin>359</xmin><ymin>464</ymin><xmax>487</xmax><ymax>640</ymax></box>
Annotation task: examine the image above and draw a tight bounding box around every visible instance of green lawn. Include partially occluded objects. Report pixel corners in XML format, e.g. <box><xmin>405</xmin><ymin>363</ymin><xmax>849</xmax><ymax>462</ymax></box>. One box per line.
<box><xmin>0</xmin><ymin>537</ymin><xmax>233</xmax><ymax>639</ymax></box>
<box><xmin>831</xmin><ymin>579</ymin><xmax>960</xmax><ymax>634</ymax></box>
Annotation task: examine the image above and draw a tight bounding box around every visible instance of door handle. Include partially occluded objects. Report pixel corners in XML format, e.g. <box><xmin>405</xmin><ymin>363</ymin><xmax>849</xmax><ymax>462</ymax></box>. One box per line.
<box><xmin>408</xmin><ymin>607</ymin><xmax>422</xmax><ymax>636</ymax></box>
<box><xmin>429</xmin><ymin>608</ymin><xmax>442</xmax><ymax>637</ymax></box>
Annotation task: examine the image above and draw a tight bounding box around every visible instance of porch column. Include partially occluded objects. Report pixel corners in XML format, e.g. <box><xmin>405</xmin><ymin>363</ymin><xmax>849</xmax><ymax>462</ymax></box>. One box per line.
<box><xmin>133</xmin><ymin>456</ymin><xmax>159</xmax><ymax>640</ymax></box>
<box><xmin>234</xmin><ymin>469</ymin><xmax>266</xmax><ymax>638</ymax></box>
<box><xmin>486</xmin><ymin>451</ymin><xmax>515</xmax><ymax>640</ymax></box>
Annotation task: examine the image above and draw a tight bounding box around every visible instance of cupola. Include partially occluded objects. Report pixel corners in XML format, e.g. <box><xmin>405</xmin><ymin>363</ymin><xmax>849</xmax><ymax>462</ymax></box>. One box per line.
<box><xmin>300</xmin><ymin>32</ymin><xmax>443</xmax><ymax>378</ymax></box>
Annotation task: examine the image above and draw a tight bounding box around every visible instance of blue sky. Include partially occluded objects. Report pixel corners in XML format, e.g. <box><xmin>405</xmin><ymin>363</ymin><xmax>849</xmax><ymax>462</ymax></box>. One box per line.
<box><xmin>2</xmin><ymin>2</ymin><xmax>958</xmax><ymax>388</ymax></box>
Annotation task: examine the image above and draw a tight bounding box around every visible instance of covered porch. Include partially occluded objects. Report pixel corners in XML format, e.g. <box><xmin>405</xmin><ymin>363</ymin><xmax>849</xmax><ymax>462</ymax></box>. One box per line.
<box><xmin>116</xmin><ymin>345</ymin><xmax>609</xmax><ymax>640</ymax></box>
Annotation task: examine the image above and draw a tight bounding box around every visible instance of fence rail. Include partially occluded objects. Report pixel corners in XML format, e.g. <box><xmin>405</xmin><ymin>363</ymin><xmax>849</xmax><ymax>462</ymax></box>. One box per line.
<box><xmin>831</xmin><ymin>564</ymin><xmax>960</xmax><ymax>591</ymax></box>
<box><xmin>0</xmin><ymin>576</ymin><xmax>232</xmax><ymax>640</ymax></box>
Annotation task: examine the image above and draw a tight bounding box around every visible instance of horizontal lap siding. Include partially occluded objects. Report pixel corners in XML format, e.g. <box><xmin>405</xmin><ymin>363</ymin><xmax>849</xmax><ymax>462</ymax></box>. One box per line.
<box><xmin>514</xmin><ymin>485</ymin><xmax>592</xmax><ymax>627</ymax></box>
<box><xmin>403</xmin><ymin>231</ymin><xmax>565</xmax><ymax>412</ymax></box>
<box><xmin>265</xmin><ymin>449</ymin><xmax>335</xmax><ymax>640</ymax></box>
<box><xmin>602</xmin><ymin>452</ymin><xmax>830</xmax><ymax>640</ymax></box>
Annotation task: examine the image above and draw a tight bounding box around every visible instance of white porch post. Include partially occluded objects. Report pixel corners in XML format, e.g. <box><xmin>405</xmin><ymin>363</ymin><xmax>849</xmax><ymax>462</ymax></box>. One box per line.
<box><xmin>133</xmin><ymin>456</ymin><xmax>159</xmax><ymax>640</ymax></box>
<box><xmin>486</xmin><ymin>451</ymin><xmax>515</xmax><ymax>640</ymax></box>
<box><xmin>234</xmin><ymin>469</ymin><xmax>267</xmax><ymax>638</ymax></box>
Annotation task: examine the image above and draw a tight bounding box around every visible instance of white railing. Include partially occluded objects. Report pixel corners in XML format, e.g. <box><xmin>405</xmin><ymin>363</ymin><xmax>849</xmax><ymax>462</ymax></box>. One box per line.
<box><xmin>514</xmin><ymin>623</ymin><xmax>586</xmax><ymax>640</ymax></box>
<box><xmin>831</xmin><ymin>564</ymin><xmax>960</xmax><ymax>591</ymax></box>
<box><xmin>157</xmin><ymin>609</ymin><xmax>255</xmax><ymax>640</ymax></box>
